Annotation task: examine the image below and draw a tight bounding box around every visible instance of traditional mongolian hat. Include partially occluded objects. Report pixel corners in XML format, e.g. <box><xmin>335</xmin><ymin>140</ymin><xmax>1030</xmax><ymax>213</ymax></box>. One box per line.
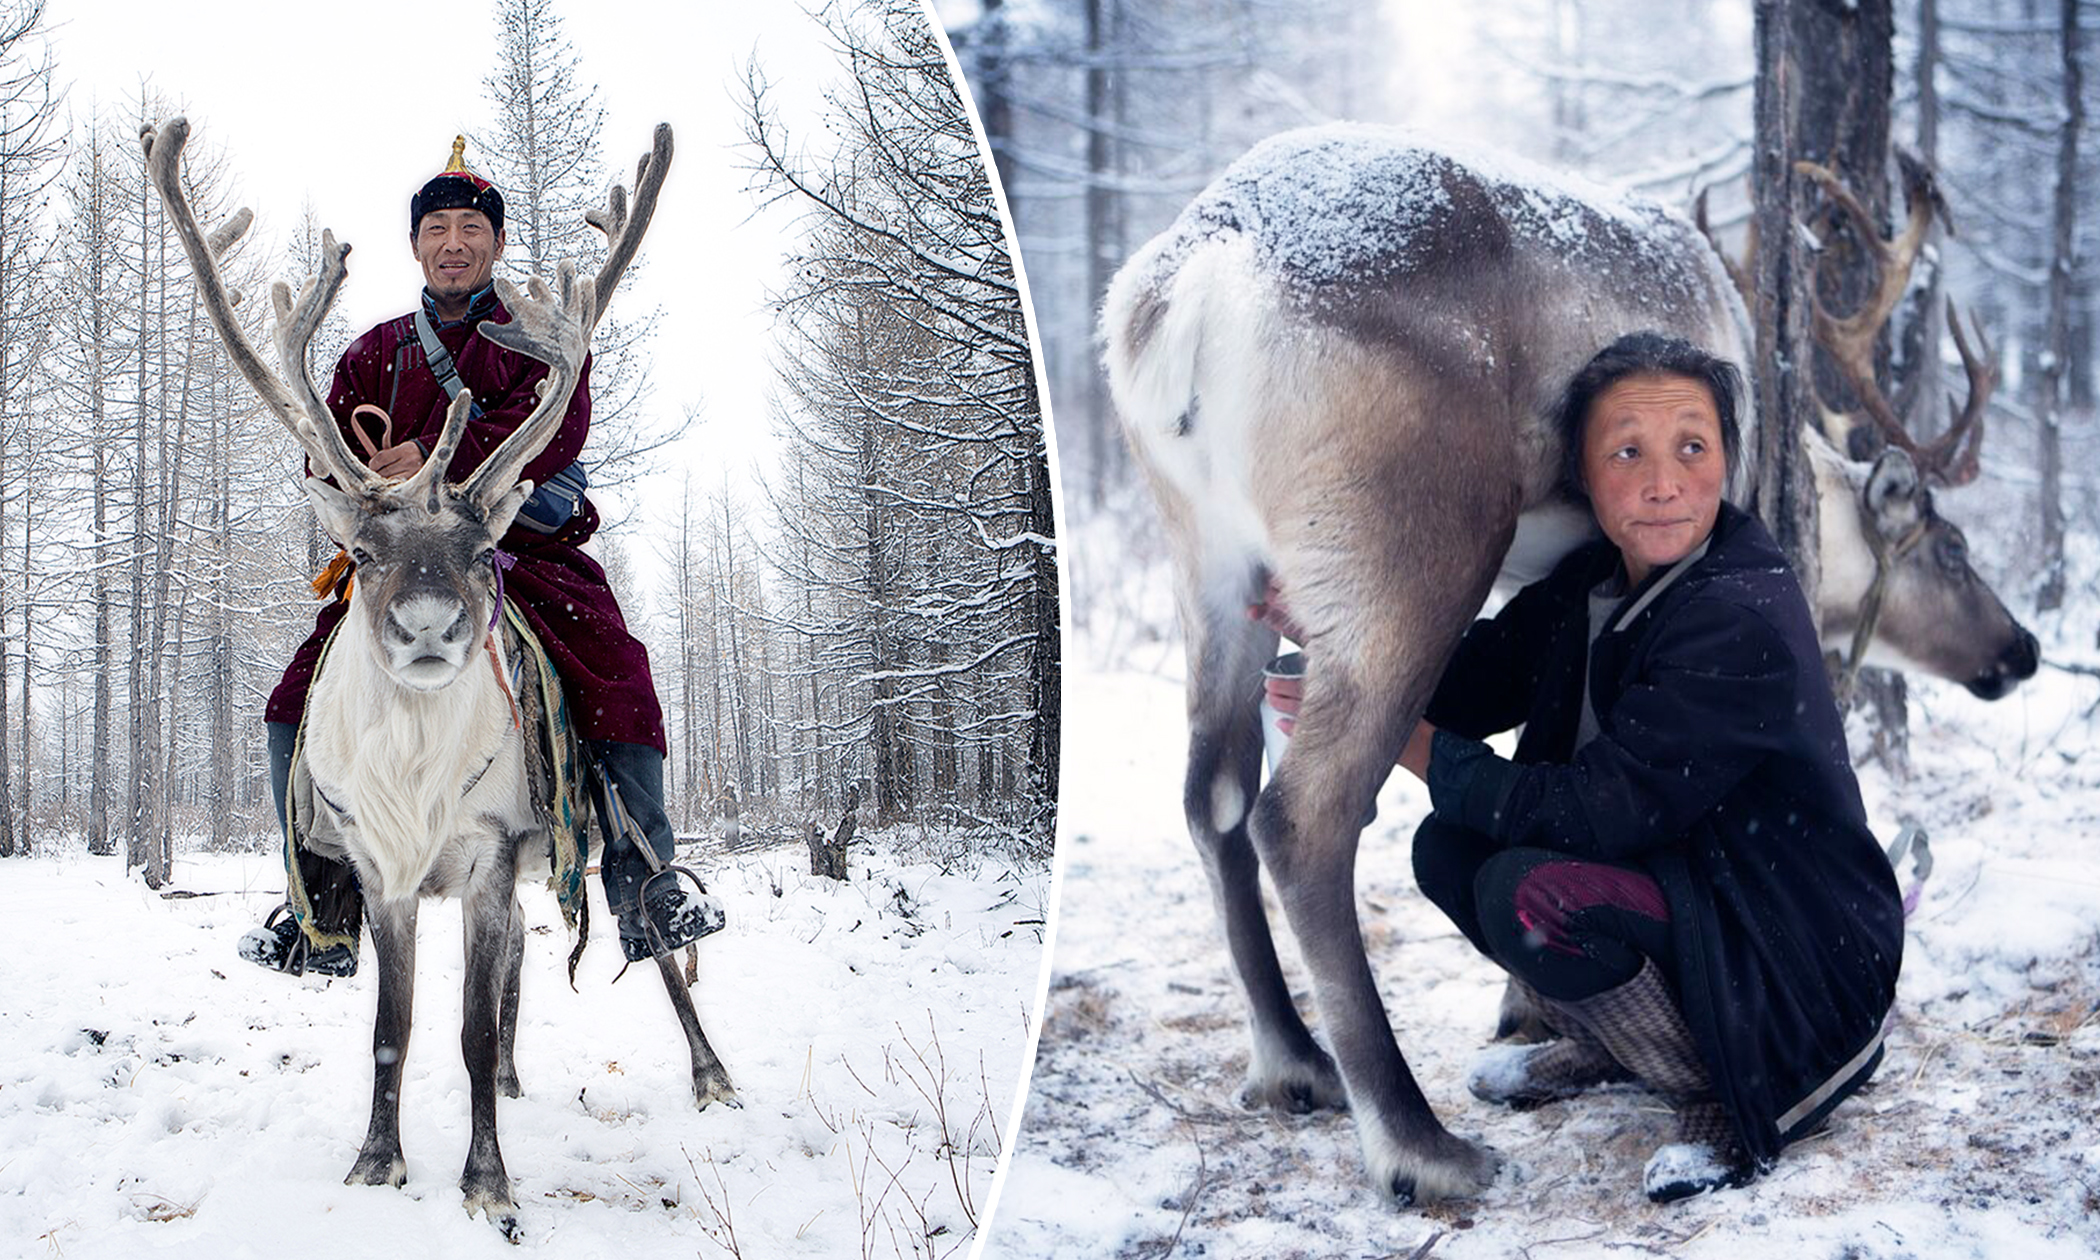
<box><xmin>410</xmin><ymin>136</ymin><xmax>504</xmax><ymax>235</ymax></box>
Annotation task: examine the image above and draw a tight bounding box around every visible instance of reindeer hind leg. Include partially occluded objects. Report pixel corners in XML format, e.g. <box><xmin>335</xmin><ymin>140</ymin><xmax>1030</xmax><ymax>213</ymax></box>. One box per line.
<box><xmin>657</xmin><ymin>951</ymin><xmax>739</xmax><ymax>1109</ymax></box>
<box><xmin>1180</xmin><ymin>575</ymin><xmax>1347</xmax><ymax>1114</ymax></box>
<box><xmin>1247</xmin><ymin>435</ymin><xmax>1517</xmax><ymax>1203</ymax></box>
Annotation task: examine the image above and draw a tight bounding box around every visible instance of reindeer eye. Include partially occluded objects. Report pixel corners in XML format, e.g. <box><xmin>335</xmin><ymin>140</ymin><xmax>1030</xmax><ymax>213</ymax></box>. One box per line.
<box><xmin>350</xmin><ymin>547</ymin><xmax>373</xmax><ymax>567</ymax></box>
<box><xmin>1937</xmin><ymin>537</ymin><xmax>1968</xmax><ymax>569</ymax></box>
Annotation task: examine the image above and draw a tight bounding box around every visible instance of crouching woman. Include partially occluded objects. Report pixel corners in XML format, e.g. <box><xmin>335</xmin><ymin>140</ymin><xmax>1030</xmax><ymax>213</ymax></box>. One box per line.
<box><xmin>1333</xmin><ymin>332</ymin><xmax>1900</xmax><ymax>1200</ymax></box>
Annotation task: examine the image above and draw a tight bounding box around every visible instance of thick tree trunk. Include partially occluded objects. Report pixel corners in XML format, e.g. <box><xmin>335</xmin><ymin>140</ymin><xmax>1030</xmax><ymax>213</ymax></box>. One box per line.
<box><xmin>1905</xmin><ymin>0</ymin><xmax>1945</xmax><ymax>441</ymax></box>
<box><xmin>1755</xmin><ymin>0</ymin><xmax>1910</xmax><ymax>767</ymax></box>
<box><xmin>1023</xmin><ymin>370</ymin><xmax>1059</xmax><ymax>847</ymax></box>
<box><xmin>1084</xmin><ymin>0</ymin><xmax>1122</xmax><ymax>510</ymax></box>
<box><xmin>2036</xmin><ymin>0</ymin><xmax>2080</xmax><ymax>613</ymax></box>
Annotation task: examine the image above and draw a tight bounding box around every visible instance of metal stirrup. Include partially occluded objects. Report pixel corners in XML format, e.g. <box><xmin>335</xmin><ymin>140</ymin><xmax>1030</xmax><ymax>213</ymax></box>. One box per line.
<box><xmin>600</xmin><ymin>774</ymin><xmax>711</xmax><ymax>966</ymax></box>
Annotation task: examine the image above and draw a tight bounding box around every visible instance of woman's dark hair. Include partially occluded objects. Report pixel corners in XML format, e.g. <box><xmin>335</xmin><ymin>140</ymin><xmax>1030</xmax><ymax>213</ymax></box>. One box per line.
<box><xmin>1552</xmin><ymin>331</ymin><xmax>1743</xmax><ymax>504</ymax></box>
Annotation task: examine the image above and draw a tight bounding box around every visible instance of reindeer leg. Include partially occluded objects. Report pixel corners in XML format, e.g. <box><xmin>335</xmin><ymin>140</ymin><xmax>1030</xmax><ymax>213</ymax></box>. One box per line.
<box><xmin>459</xmin><ymin>849</ymin><xmax>522</xmax><ymax>1234</ymax></box>
<box><xmin>1179</xmin><ymin>596</ymin><xmax>1347</xmax><ymax>1113</ymax></box>
<box><xmin>348</xmin><ymin>896</ymin><xmax>417</xmax><ymax>1189</ymax></box>
<box><xmin>1251</xmin><ymin>492</ymin><xmax>1515</xmax><ymax>1205</ymax></box>
<box><xmin>496</xmin><ymin>894</ymin><xmax>525</xmax><ymax>1098</ymax></box>
<box><xmin>655</xmin><ymin>950</ymin><xmax>740</xmax><ymax>1109</ymax></box>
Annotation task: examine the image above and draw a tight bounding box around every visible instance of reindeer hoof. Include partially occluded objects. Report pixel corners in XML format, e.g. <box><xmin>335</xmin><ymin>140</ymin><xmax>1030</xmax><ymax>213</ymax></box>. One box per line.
<box><xmin>468</xmin><ymin>1198</ymin><xmax>522</xmax><ymax>1244</ymax></box>
<box><xmin>1238</xmin><ymin>1050</ymin><xmax>1348</xmax><ymax>1115</ymax></box>
<box><xmin>693</xmin><ymin>1068</ymin><xmax>740</xmax><ymax>1110</ymax></box>
<box><xmin>462</xmin><ymin>1170</ymin><xmax>518</xmax><ymax>1238</ymax></box>
<box><xmin>497</xmin><ymin>1071</ymin><xmax>523</xmax><ymax>1099</ymax></box>
<box><xmin>346</xmin><ymin>1149</ymin><xmax>407</xmax><ymax>1188</ymax></box>
<box><xmin>1367</xmin><ymin>1131</ymin><xmax>1500</xmax><ymax>1206</ymax></box>
<box><xmin>1388</xmin><ymin>1174</ymin><xmax>1416</xmax><ymax>1208</ymax></box>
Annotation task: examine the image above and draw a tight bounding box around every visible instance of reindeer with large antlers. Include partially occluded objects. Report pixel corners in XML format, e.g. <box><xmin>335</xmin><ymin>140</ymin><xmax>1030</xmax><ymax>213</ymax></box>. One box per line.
<box><xmin>141</xmin><ymin>118</ymin><xmax>734</xmax><ymax>1235</ymax></box>
<box><xmin>1787</xmin><ymin>152</ymin><xmax>2035</xmax><ymax>701</ymax></box>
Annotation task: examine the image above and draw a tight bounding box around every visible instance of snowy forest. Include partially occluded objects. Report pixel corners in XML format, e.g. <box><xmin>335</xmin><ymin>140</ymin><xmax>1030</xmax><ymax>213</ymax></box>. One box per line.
<box><xmin>0</xmin><ymin>0</ymin><xmax>1057</xmax><ymax>883</ymax></box>
<box><xmin>951</xmin><ymin>0</ymin><xmax>2100</xmax><ymax>1256</ymax></box>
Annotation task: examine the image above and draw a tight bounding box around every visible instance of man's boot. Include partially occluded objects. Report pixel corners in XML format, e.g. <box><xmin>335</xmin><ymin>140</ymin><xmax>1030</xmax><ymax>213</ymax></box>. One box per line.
<box><xmin>1553</xmin><ymin>961</ymin><xmax>1754</xmax><ymax>1202</ymax></box>
<box><xmin>1469</xmin><ymin>979</ymin><xmax>1632</xmax><ymax>1107</ymax></box>
<box><xmin>590</xmin><ymin>741</ymin><xmax>725</xmax><ymax>963</ymax></box>
<box><xmin>238</xmin><ymin>720</ymin><xmax>363</xmax><ymax>977</ymax></box>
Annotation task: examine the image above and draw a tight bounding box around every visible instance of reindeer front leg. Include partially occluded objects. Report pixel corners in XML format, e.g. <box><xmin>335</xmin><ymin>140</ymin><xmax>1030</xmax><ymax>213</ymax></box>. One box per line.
<box><xmin>460</xmin><ymin>848</ymin><xmax>522</xmax><ymax>1232</ymax></box>
<box><xmin>496</xmin><ymin>894</ymin><xmax>525</xmax><ymax>1099</ymax></box>
<box><xmin>1178</xmin><ymin>600</ymin><xmax>1347</xmax><ymax>1113</ymax></box>
<box><xmin>348</xmin><ymin>896</ymin><xmax>418</xmax><ymax>1188</ymax></box>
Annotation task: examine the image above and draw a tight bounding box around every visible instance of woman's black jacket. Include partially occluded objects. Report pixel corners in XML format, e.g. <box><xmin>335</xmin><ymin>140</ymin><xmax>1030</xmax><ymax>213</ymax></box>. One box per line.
<box><xmin>1424</xmin><ymin>501</ymin><xmax>1903</xmax><ymax>1165</ymax></box>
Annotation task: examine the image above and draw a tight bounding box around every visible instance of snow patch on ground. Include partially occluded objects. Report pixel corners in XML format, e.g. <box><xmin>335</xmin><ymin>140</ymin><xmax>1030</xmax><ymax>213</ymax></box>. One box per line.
<box><xmin>0</xmin><ymin>832</ymin><xmax>1046</xmax><ymax>1258</ymax></box>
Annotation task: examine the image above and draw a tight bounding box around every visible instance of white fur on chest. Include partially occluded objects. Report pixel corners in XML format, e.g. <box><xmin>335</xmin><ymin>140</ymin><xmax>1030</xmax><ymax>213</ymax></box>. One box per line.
<box><xmin>304</xmin><ymin>624</ymin><xmax>530</xmax><ymax>903</ymax></box>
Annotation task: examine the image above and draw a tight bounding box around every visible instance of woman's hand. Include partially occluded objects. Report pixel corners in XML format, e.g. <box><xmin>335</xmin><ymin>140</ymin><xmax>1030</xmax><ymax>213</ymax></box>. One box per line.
<box><xmin>1264</xmin><ymin>669</ymin><xmax>1303</xmax><ymax>735</ymax></box>
<box><xmin>1398</xmin><ymin>720</ymin><xmax>1437</xmax><ymax>783</ymax></box>
<box><xmin>1260</xmin><ymin>660</ymin><xmax>1438</xmax><ymax>776</ymax></box>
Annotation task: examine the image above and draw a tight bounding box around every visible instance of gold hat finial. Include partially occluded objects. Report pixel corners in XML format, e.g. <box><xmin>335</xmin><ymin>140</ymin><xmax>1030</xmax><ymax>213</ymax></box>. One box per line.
<box><xmin>444</xmin><ymin>136</ymin><xmax>468</xmax><ymax>174</ymax></box>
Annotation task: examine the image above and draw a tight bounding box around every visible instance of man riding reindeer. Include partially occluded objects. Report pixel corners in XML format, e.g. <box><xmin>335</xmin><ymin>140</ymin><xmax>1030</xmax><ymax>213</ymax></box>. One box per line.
<box><xmin>240</xmin><ymin>140</ymin><xmax>716</xmax><ymax>975</ymax></box>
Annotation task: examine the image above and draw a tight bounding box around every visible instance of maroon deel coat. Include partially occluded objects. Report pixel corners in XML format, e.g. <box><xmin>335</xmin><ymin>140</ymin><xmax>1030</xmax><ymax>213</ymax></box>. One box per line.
<box><xmin>265</xmin><ymin>299</ymin><xmax>666</xmax><ymax>753</ymax></box>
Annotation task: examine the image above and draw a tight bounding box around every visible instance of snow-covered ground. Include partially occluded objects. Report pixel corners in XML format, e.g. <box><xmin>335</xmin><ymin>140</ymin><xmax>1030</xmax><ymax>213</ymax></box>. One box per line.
<box><xmin>983</xmin><ymin>614</ymin><xmax>2100</xmax><ymax>1258</ymax></box>
<box><xmin>0</xmin><ymin>829</ymin><xmax>1047</xmax><ymax>1258</ymax></box>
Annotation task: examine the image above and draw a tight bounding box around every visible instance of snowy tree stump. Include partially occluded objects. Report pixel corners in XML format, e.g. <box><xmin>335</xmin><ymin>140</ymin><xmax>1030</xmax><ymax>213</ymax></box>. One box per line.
<box><xmin>807</xmin><ymin>787</ymin><xmax>858</xmax><ymax>880</ymax></box>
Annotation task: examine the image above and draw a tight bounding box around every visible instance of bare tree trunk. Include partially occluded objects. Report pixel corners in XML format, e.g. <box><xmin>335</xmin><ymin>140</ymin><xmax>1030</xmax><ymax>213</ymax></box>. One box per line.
<box><xmin>1023</xmin><ymin>371</ymin><xmax>1059</xmax><ymax>846</ymax></box>
<box><xmin>1758</xmin><ymin>0</ymin><xmax>1907</xmax><ymax>765</ymax></box>
<box><xmin>717</xmin><ymin>487</ymin><xmax>752</xmax><ymax>803</ymax></box>
<box><xmin>1751</xmin><ymin>1</ymin><xmax>1822</xmax><ymax>599</ymax></box>
<box><xmin>677</xmin><ymin>479</ymin><xmax>699</xmax><ymax>829</ymax></box>
<box><xmin>1084</xmin><ymin>0</ymin><xmax>1116</xmax><ymax>510</ymax></box>
<box><xmin>1903</xmin><ymin>0</ymin><xmax>1946</xmax><ymax>441</ymax></box>
<box><xmin>18</xmin><ymin>430</ymin><xmax>32</xmax><ymax>854</ymax></box>
<box><xmin>208</xmin><ymin>370</ymin><xmax>233</xmax><ymax>849</ymax></box>
<box><xmin>89</xmin><ymin>383</ymin><xmax>112</xmax><ymax>855</ymax></box>
<box><xmin>2036</xmin><ymin>0</ymin><xmax>2080</xmax><ymax>613</ymax></box>
<box><xmin>0</xmin><ymin>343</ymin><xmax>15</xmax><ymax>859</ymax></box>
<box><xmin>124</xmin><ymin>164</ymin><xmax>151</xmax><ymax>878</ymax></box>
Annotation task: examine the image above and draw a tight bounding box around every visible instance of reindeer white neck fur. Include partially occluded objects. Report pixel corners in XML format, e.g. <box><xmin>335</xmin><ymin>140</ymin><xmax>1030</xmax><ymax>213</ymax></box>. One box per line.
<box><xmin>303</xmin><ymin>614</ymin><xmax>525</xmax><ymax>902</ymax></box>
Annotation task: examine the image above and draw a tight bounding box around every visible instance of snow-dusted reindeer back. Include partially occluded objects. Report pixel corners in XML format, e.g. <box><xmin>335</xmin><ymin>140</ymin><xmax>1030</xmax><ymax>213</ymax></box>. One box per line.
<box><xmin>1103</xmin><ymin>124</ymin><xmax>2033</xmax><ymax>1204</ymax></box>
<box><xmin>141</xmin><ymin>117</ymin><xmax>732</xmax><ymax>1238</ymax></box>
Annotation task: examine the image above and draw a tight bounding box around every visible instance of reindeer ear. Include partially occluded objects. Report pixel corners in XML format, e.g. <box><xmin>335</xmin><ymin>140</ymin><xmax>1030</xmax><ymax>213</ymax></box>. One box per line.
<box><xmin>482</xmin><ymin>480</ymin><xmax>533</xmax><ymax>540</ymax></box>
<box><xmin>304</xmin><ymin>477</ymin><xmax>362</xmax><ymax>549</ymax></box>
<box><xmin>1863</xmin><ymin>448</ymin><xmax>1923</xmax><ymax>542</ymax></box>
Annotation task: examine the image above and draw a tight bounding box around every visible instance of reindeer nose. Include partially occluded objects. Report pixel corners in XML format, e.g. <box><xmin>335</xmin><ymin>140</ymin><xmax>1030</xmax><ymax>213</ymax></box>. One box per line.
<box><xmin>2005</xmin><ymin>627</ymin><xmax>2040</xmax><ymax>679</ymax></box>
<box><xmin>388</xmin><ymin>594</ymin><xmax>470</xmax><ymax>648</ymax></box>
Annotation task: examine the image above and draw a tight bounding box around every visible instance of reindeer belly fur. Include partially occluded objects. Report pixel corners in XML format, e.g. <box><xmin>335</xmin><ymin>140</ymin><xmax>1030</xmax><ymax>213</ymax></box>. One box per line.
<box><xmin>1108</xmin><ymin>129</ymin><xmax>1757</xmax><ymax>619</ymax></box>
<box><xmin>1112</xmin><ymin>232</ymin><xmax>1588</xmax><ymax>617</ymax></box>
<box><xmin>304</xmin><ymin>635</ymin><xmax>529</xmax><ymax>904</ymax></box>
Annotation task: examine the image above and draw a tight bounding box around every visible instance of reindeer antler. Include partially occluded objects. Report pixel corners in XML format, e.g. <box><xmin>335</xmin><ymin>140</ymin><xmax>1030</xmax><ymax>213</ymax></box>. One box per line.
<box><xmin>145</xmin><ymin>117</ymin><xmax>673</xmax><ymax>516</ymax></box>
<box><xmin>1795</xmin><ymin>151</ymin><xmax>1993</xmax><ymax>486</ymax></box>
<box><xmin>589</xmin><ymin>122</ymin><xmax>673</xmax><ymax>321</ymax></box>
<box><xmin>140</xmin><ymin>117</ymin><xmax>385</xmax><ymax>498</ymax></box>
<box><xmin>1938</xmin><ymin>297</ymin><xmax>1995</xmax><ymax>485</ymax></box>
<box><xmin>462</xmin><ymin>124</ymin><xmax>674</xmax><ymax>509</ymax></box>
<box><xmin>1693</xmin><ymin>185</ymin><xmax>1754</xmax><ymax>310</ymax></box>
